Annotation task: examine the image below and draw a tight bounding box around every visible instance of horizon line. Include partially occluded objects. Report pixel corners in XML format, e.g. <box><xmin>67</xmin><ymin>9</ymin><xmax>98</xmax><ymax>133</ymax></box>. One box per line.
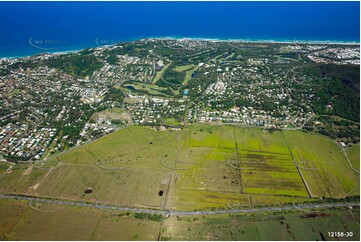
<box><xmin>1</xmin><ymin>36</ymin><xmax>360</xmax><ymax>60</ymax></box>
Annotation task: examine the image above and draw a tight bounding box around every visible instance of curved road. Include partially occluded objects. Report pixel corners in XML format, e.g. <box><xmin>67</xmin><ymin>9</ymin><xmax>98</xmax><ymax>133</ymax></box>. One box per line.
<box><xmin>0</xmin><ymin>194</ymin><xmax>358</xmax><ymax>216</ymax></box>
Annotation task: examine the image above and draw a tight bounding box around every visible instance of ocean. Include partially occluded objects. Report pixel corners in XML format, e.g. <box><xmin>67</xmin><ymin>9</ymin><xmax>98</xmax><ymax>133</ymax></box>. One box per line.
<box><xmin>0</xmin><ymin>1</ymin><xmax>359</xmax><ymax>58</ymax></box>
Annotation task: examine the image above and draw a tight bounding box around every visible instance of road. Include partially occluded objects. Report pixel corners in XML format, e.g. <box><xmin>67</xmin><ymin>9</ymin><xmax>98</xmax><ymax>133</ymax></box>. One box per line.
<box><xmin>0</xmin><ymin>194</ymin><xmax>358</xmax><ymax>216</ymax></box>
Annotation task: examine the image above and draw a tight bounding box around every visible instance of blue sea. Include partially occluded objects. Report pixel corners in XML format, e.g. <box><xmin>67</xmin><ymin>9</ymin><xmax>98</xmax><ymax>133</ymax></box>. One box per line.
<box><xmin>0</xmin><ymin>1</ymin><xmax>359</xmax><ymax>58</ymax></box>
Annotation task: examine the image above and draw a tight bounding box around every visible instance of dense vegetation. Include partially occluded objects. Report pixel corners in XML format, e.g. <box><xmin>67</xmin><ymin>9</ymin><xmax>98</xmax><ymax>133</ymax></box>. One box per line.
<box><xmin>43</xmin><ymin>50</ymin><xmax>104</xmax><ymax>78</ymax></box>
<box><xmin>308</xmin><ymin>64</ymin><xmax>360</xmax><ymax>122</ymax></box>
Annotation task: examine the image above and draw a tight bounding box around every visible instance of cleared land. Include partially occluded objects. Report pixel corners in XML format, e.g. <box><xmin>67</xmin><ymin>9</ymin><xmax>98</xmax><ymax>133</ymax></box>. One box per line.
<box><xmin>346</xmin><ymin>143</ymin><xmax>360</xmax><ymax>171</ymax></box>
<box><xmin>0</xmin><ymin>199</ymin><xmax>160</xmax><ymax>241</ymax></box>
<box><xmin>235</xmin><ymin>128</ymin><xmax>307</xmax><ymax>197</ymax></box>
<box><xmin>34</xmin><ymin>163</ymin><xmax>171</xmax><ymax>208</ymax></box>
<box><xmin>47</xmin><ymin>126</ymin><xmax>179</xmax><ymax>169</ymax></box>
<box><xmin>0</xmin><ymin>164</ymin><xmax>47</xmax><ymax>194</ymax></box>
<box><xmin>283</xmin><ymin>131</ymin><xmax>360</xmax><ymax>198</ymax></box>
<box><xmin>169</xmin><ymin>125</ymin><xmax>310</xmax><ymax>211</ymax></box>
<box><xmin>90</xmin><ymin>107</ymin><xmax>132</xmax><ymax>123</ymax></box>
<box><xmin>2</xmin><ymin>125</ymin><xmax>358</xmax><ymax>212</ymax></box>
<box><xmin>0</xmin><ymin>125</ymin><xmax>359</xmax><ymax>240</ymax></box>
<box><xmin>161</xmin><ymin>208</ymin><xmax>360</xmax><ymax>241</ymax></box>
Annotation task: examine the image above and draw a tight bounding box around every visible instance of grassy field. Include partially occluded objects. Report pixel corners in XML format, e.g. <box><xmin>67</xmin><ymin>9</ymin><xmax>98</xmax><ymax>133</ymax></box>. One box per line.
<box><xmin>235</xmin><ymin>128</ymin><xmax>307</xmax><ymax>197</ymax></box>
<box><xmin>2</xmin><ymin>125</ymin><xmax>358</xmax><ymax>212</ymax></box>
<box><xmin>346</xmin><ymin>143</ymin><xmax>360</xmax><ymax>171</ymax></box>
<box><xmin>0</xmin><ymin>164</ymin><xmax>47</xmax><ymax>194</ymax></box>
<box><xmin>0</xmin><ymin>124</ymin><xmax>359</xmax><ymax>240</ymax></box>
<box><xmin>34</xmin><ymin>163</ymin><xmax>171</xmax><ymax>208</ymax></box>
<box><xmin>0</xmin><ymin>199</ymin><xmax>29</xmax><ymax>240</ymax></box>
<box><xmin>160</xmin><ymin>208</ymin><xmax>360</xmax><ymax>241</ymax></box>
<box><xmin>0</xmin><ymin>199</ymin><xmax>161</xmax><ymax>241</ymax></box>
<box><xmin>167</xmin><ymin>125</ymin><xmax>310</xmax><ymax>211</ymax></box>
<box><xmin>173</xmin><ymin>64</ymin><xmax>195</xmax><ymax>72</ymax></box>
<box><xmin>47</xmin><ymin>126</ymin><xmax>179</xmax><ymax>169</ymax></box>
<box><xmin>283</xmin><ymin>131</ymin><xmax>360</xmax><ymax>198</ymax></box>
<box><xmin>183</xmin><ymin>66</ymin><xmax>198</xmax><ymax>85</ymax></box>
<box><xmin>1</xmin><ymin>199</ymin><xmax>358</xmax><ymax>241</ymax></box>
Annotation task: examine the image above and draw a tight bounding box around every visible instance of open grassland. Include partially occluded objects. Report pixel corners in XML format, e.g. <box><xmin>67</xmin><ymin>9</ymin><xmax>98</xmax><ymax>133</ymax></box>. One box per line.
<box><xmin>0</xmin><ymin>125</ymin><xmax>360</xmax><ymax>240</ymax></box>
<box><xmin>1</xmin><ymin>199</ymin><xmax>359</xmax><ymax>241</ymax></box>
<box><xmin>283</xmin><ymin>131</ymin><xmax>360</xmax><ymax>198</ymax></box>
<box><xmin>47</xmin><ymin>126</ymin><xmax>179</xmax><ymax>169</ymax></box>
<box><xmin>34</xmin><ymin>163</ymin><xmax>171</xmax><ymax>208</ymax></box>
<box><xmin>0</xmin><ymin>199</ymin><xmax>160</xmax><ymax>241</ymax></box>
<box><xmin>2</xmin><ymin>125</ymin><xmax>358</xmax><ymax>213</ymax></box>
<box><xmin>160</xmin><ymin>208</ymin><xmax>360</xmax><ymax>241</ymax></box>
<box><xmin>0</xmin><ymin>164</ymin><xmax>47</xmax><ymax>194</ymax></box>
<box><xmin>168</xmin><ymin>125</ymin><xmax>310</xmax><ymax>211</ymax></box>
<box><xmin>169</xmin><ymin>187</ymin><xmax>315</xmax><ymax>211</ymax></box>
<box><xmin>235</xmin><ymin>128</ymin><xmax>307</xmax><ymax>197</ymax></box>
<box><xmin>346</xmin><ymin>143</ymin><xmax>360</xmax><ymax>171</ymax></box>
<box><xmin>169</xmin><ymin>125</ymin><xmax>241</xmax><ymax>210</ymax></box>
<box><xmin>0</xmin><ymin>199</ymin><xmax>28</xmax><ymax>240</ymax></box>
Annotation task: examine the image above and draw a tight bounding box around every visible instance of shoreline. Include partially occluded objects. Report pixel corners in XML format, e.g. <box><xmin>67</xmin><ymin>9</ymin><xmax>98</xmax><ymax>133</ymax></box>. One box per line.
<box><xmin>152</xmin><ymin>36</ymin><xmax>360</xmax><ymax>45</ymax></box>
<box><xmin>1</xmin><ymin>36</ymin><xmax>360</xmax><ymax>60</ymax></box>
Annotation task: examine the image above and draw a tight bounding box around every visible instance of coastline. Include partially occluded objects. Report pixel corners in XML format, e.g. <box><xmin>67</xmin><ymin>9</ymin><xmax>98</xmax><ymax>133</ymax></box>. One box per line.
<box><xmin>1</xmin><ymin>36</ymin><xmax>360</xmax><ymax>60</ymax></box>
<box><xmin>152</xmin><ymin>36</ymin><xmax>360</xmax><ymax>45</ymax></box>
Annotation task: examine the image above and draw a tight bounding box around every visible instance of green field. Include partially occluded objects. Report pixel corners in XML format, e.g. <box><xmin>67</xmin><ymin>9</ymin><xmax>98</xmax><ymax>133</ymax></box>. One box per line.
<box><xmin>283</xmin><ymin>131</ymin><xmax>359</xmax><ymax>198</ymax></box>
<box><xmin>34</xmin><ymin>163</ymin><xmax>171</xmax><ymax>208</ymax></box>
<box><xmin>161</xmin><ymin>208</ymin><xmax>360</xmax><ymax>241</ymax></box>
<box><xmin>0</xmin><ymin>199</ymin><xmax>160</xmax><ymax>241</ymax></box>
<box><xmin>173</xmin><ymin>64</ymin><xmax>195</xmax><ymax>72</ymax></box>
<box><xmin>236</xmin><ymin>128</ymin><xmax>307</xmax><ymax>197</ymax></box>
<box><xmin>1</xmin><ymin>199</ymin><xmax>358</xmax><ymax>241</ymax></box>
<box><xmin>347</xmin><ymin>143</ymin><xmax>360</xmax><ymax>171</ymax></box>
<box><xmin>0</xmin><ymin>164</ymin><xmax>47</xmax><ymax>194</ymax></box>
<box><xmin>0</xmin><ymin>125</ymin><xmax>359</xmax><ymax>240</ymax></box>
<box><xmin>183</xmin><ymin>66</ymin><xmax>198</xmax><ymax>85</ymax></box>
<box><xmin>4</xmin><ymin>125</ymin><xmax>355</xmax><ymax>211</ymax></box>
<box><xmin>48</xmin><ymin>126</ymin><xmax>179</xmax><ymax>169</ymax></box>
<box><xmin>1</xmin><ymin>125</ymin><xmax>359</xmax><ymax>211</ymax></box>
<box><xmin>169</xmin><ymin>125</ymin><xmax>309</xmax><ymax>211</ymax></box>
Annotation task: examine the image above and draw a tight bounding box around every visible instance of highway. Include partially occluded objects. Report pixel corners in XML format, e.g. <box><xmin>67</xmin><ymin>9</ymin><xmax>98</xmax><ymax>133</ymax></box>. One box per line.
<box><xmin>0</xmin><ymin>194</ymin><xmax>358</xmax><ymax>216</ymax></box>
